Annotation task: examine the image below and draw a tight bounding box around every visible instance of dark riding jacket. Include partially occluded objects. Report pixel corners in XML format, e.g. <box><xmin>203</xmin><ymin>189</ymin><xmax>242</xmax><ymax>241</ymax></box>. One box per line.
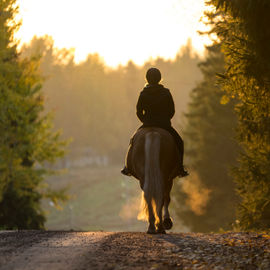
<box><xmin>136</xmin><ymin>84</ymin><xmax>175</xmax><ymax>128</ymax></box>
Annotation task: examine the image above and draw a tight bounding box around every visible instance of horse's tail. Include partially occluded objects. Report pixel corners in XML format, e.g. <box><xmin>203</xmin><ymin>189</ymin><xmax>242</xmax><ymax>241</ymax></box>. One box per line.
<box><xmin>138</xmin><ymin>132</ymin><xmax>163</xmax><ymax>225</ymax></box>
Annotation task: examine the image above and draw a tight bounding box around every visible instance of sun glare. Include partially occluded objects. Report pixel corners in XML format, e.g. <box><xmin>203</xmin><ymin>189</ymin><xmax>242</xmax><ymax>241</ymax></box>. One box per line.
<box><xmin>15</xmin><ymin>0</ymin><xmax>211</xmax><ymax>67</ymax></box>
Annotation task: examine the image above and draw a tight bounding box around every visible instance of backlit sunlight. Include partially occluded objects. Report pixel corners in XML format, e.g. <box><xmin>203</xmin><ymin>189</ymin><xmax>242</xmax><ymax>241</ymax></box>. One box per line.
<box><xmin>16</xmin><ymin>0</ymin><xmax>212</xmax><ymax>67</ymax></box>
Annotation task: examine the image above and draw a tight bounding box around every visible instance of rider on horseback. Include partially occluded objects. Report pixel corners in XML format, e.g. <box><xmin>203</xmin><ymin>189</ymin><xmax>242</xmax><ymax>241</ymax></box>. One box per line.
<box><xmin>121</xmin><ymin>67</ymin><xmax>189</xmax><ymax>178</ymax></box>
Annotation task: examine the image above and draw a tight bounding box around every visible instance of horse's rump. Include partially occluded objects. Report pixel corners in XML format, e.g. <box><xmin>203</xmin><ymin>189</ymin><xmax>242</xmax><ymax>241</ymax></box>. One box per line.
<box><xmin>126</xmin><ymin>127</ymin><xmax>180</xmax><ymax>183</ymax></box>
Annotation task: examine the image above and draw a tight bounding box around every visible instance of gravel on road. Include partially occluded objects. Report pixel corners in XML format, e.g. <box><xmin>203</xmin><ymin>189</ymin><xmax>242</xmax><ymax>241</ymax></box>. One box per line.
<box><xmin>0</xmin><ymin>231</ymin><xmax>269</xmax><ymax>270</ymax></box>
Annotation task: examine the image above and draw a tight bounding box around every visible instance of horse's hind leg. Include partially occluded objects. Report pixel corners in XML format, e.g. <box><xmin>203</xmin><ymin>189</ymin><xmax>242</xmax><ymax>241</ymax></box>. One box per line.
<box><xmin>156</xmin><ymin>198</ymin><xmax>166</xmax><ymax>234</ymax></box>
<box><xmin>163</xmin><ymin>179</ymin><xmax>173</xmax><ymax>230</ymax></box>
<box><xmin>145</xmin><ymin>194</ymin><xmax>156</xmax><ymax>234</ymax></box>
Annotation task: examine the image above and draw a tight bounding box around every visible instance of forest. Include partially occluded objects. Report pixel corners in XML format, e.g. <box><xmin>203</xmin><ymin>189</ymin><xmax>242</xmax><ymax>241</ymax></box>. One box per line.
<box><xmin>21</xmin><ymin>36</ymin><xmax>201</xmax><ymax>161</ymax></box>
<box><xmin>0</xmin><ymin>0</ymin><xmax>270</xmax><ymax>232</ymax></box>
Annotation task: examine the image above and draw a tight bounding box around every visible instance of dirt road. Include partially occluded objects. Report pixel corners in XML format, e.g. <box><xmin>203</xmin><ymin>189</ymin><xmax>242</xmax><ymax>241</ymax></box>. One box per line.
<box><xmin>0</xmin><ymin>231</ymin><xmax>269</xmax><ymax>269</ymax></box>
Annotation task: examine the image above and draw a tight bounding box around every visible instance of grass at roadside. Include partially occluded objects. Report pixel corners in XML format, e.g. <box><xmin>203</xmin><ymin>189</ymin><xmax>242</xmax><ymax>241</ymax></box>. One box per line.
<box><xmin>44</xmin><ymin>165</ymin><xmax>146</xmax><ymax>231</ymax></box>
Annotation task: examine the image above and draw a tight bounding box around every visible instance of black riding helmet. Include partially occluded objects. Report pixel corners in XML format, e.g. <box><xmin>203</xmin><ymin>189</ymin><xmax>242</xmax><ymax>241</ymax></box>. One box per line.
<box><xmin>146</xmin><ymin>68</ymin><xmax>161</xmax><ymax>85</ymax></box>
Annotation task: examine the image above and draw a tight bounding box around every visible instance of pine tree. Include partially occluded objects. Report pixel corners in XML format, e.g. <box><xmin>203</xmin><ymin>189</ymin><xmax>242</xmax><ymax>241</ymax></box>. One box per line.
<box><xmin>0</xmin><ymin>0</ymin><xmax>67</xmax><ymax>229</ymax></box>
<box><xmin>206</xmin><ymin>0</ymin><xmax>270</xmax><ymax>229</ymax></box>
<box><xmin>173</xmin><ymin>44</ymin><xmax>239</xmax><ymax>232</ymax></box>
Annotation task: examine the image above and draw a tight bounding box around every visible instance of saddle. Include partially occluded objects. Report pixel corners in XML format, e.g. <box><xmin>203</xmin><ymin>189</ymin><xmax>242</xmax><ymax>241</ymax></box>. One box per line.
<box><xmin>123</xmin><ymin>127</ymin><xmax>187</xmax><ymax>180</ymax></box>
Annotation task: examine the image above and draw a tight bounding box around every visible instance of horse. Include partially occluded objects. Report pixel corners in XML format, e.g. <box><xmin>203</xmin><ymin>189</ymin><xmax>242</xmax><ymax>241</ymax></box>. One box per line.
<box><xmin>125</xmin><ymin>127</ymin><xmax>180</xmax><ymax>234</ymax></box>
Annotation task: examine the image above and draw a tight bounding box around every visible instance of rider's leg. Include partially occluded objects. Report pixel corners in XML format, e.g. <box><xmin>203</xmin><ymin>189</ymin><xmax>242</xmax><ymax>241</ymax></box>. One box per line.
<box><xmin>121</xmin><ymin>136</ymin><xmax>135</xmax><ymax>176</ymax></box>
<box><xmin>121</xmin><ymin>141</ymin><xmax>132</xmax><ymax>176</ymax></box>
<box><xmin>167</xmin><ymin>126</ymin><xmax>189</xmax><ymax>177</ymax></box>
<box><xmin>121</xmin><ymin>125</ymin><xmax>146</xmax><ymax>176</ymax></box>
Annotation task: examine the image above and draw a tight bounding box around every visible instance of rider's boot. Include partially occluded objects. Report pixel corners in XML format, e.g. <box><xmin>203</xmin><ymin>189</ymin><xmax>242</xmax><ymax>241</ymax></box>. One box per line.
<box><xmin>178</xmin><ymin>166</ymin><xmax>189</xmax><ymax>178</ymax></box>
<box><xmin>121</xmin><ymin>166</ymin><xmax>132</xmax><ymax>176</ymax></box>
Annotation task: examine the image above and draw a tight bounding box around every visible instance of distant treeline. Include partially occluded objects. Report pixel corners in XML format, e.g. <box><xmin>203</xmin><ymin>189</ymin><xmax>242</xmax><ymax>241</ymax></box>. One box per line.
<box><xmin>22</xmin><ymin>36</ymin><xmax>202</xmax><ymax>162</ymax></box>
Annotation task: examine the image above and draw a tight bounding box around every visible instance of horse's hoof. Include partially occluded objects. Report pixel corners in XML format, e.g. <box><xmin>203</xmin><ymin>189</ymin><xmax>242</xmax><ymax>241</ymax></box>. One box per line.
<box><xmin>147</xmin><ymin>225</ymin><xmax>156</xmax><ymax>234</ymax></box>
<box><xmin>163</xmin><ymin>218</ymin><xmax>173</xmax><ymax>230</ymax></box>
<box><xmin>156</xmin><ymin>229</ymin><xmax>166</xmax><ymax>234</ymax></box>
<box><xmin>146</xmin><ymin>230</ymin><xmax>156</xmax><ymax>234</ymax></box>
<box><xmin>156</xmin><ymin>224</ymin><xmax>166</xmax><ymax>234</ymax></box>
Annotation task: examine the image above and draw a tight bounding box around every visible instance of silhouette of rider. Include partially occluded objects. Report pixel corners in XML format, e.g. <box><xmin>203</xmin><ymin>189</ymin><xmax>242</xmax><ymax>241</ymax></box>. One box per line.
<box><xmin>121</xmin><ymin>67</ymin><xmax>189</xmax><ymax>177</ymax></box>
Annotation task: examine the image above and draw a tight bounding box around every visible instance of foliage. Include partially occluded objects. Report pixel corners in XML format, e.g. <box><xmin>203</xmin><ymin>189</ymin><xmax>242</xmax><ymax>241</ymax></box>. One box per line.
<box><xmin>206</xmin><ymin>0</ymin><xmax>270</xmax><ymax>230</ymax></box>
<box><xmin>0</xmin><ymin>0</ymin><xmax>67</xmax><ymax>229</ymax></box>
<box><xmin>173</xmin><ymin>44</ymin><xmax>239</xmax><ymax>232</ymax></box>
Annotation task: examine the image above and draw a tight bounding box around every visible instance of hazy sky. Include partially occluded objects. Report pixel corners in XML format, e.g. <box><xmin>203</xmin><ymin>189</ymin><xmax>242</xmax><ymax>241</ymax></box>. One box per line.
<box><xmin>16</xmin><ymin>0</ymin><xmax>211</xmax><ymax>67</ymax></box>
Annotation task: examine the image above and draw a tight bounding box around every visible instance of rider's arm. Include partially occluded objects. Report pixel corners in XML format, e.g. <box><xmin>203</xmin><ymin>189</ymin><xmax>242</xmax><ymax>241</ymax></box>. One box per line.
<box><xmin>167</xmin><ymin>90</ymin><xmax>175</xmax><ymax>119</ymax></box>
<box><xmin>136</xmin><ymin>93</ymin><xmax>145</xmax><ymax>122</ymax></box>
